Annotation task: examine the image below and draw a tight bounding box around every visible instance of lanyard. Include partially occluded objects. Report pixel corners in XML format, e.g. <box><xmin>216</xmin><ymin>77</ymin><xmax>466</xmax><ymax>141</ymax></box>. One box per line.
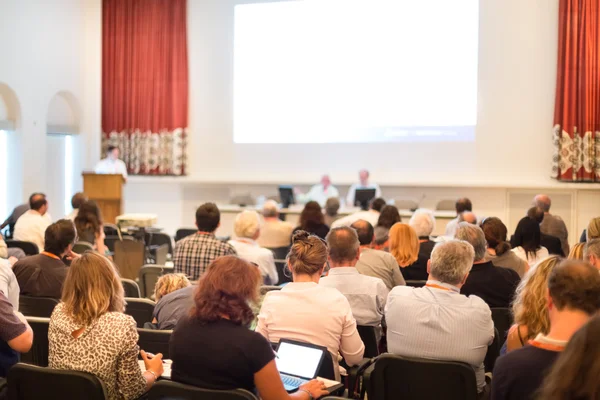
<box><xmin>528</xmin><ymin>336</ymin><xmax>566</xmax><ymax>352</ymax></box>
<box><xmin>41</xmin><ymin>251</ymin><xmax>61</xmax><ymax>260</ymax></box>
<box><xmin>425</xmin><ymin>282</ymin><xmax>460</xmax><ymax>293</ymax></box>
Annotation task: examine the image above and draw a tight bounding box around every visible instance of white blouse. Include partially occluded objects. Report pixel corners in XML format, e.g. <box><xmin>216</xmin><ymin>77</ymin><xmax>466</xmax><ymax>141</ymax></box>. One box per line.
<box><xmin>511</xmin><ymin>246</ymin><xmax>550</xmax><ymax>266</ymax></box>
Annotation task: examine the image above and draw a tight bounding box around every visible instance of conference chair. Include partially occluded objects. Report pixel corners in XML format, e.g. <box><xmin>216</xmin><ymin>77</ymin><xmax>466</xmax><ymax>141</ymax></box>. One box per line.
<box><xmin>405</xmin><ymin>280</ymin><xmax>426</xmax><ymax>288</ymax></box>
<box><xmin>8</xmin><ymin>363</ymin><xmax>107</xmax><ymax>400</ymax></box>
<box><xmin>363</xmin><ymin>354</ymin><xmax>478</xmax><ymax>400</ymax></box>
<box><xmin>125</xmin><ymin>297</ymin><xmax>156</xmax><ymax>328</ymax></box>
<box><xmin>137</xmin><ymin>329</ymin><xmax>172</xmax><ymax>359</ymax></box>
<box><xmin>484</xmin><ymin>327</ymin><xmax>500</xmax><ymax>373</ymax></box>
<box><xmin>122</xmin><ymin>279</ymin><xmax>142</xmax><ymax>298</ymax></box>
<box><xmin>114</xmin><ymin>239</ymin><xmax>146</xmax><ymax>280</ymax></box>
<box><xmin>104</xmin><ymin>234</ymin><xmax>135</xmax><ymax>253</ymax></box>
<box><xmin>6</xmin><ymin>240</ymin><xmax>39</xmax><ymax>256</ymax></box>
<box><xmin>20</xmin><ymin>317</ymin><xmax>50</xmax><ymax>367</ymax></box>
<box><xmin>357</xmin><ymin>325</ymin><xmax>379</xmax><ymax>359</ymax></box>
<box><xmin>435</xmin><ymin>199</ymin><xmax>456</xmax><ymax>211</ymax></box>
<box><xmin>260</xmin><ymin>285</ymin><xmax>282</xmax><ymax>296</ymax></box>
<box><xmin>394</xmin><ymin>199</ymin><xmax>419</xmax><ymax>211</ymax></box>
<box><xmin>139</xmin><ymin>264</ymin><xmax>175</xmax><ymax>299</ymax></box>
<box><xmin>103</xmin><ymin>223</ymin><xmax>121</xmax><ymax>238</ymax></box>
<box><xmin>18</xmin><ymin>296</ymin><xmax>59</xmax><ymax>318</ymax></box>
<box><xmin>491</xmin><ymin>307</ymin><xmax>514</xmax><ymax>341</ymax></box>
<box><xmin>72</xmin><ymin>241</ymin><xmax>94</xmax><ymax>254</ymax></box>
<box><xmin>175</xmin><ymin>228</ymin><xmax>196</xmax><ymax>242</ymax></box>
<box><xmin>274</xmin><ymin>259</ymin><xmax>293</xmax><ymax>284</ymax></box>
<box><xmin>148</xmin><ymin>380</ymin><xmax>258</xmax><ymax>400</ymax></box>
<box><xmin>145</xmin><ymin>232</ymin><xmax>173</xmax><ymax>255</ymax></box>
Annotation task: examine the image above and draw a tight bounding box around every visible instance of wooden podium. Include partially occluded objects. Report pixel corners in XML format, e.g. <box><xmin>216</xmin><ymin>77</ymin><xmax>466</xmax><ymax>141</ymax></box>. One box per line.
<box><xmin>82</xmin><ymin>173</ymin><xmax>125</xmax><ymax>224</ymax></box>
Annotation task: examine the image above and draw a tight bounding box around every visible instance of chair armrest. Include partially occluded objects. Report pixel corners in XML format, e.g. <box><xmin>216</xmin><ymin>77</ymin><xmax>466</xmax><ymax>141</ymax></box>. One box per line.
<box><xmin>359</xmin><ymin>362</ymin><xmax>377</xmax><ymax>400</ymax></box>
<box><xmin>347</xmin><ymin>358</ymin><xmax>377</xmax><ymax>399</ymax></box>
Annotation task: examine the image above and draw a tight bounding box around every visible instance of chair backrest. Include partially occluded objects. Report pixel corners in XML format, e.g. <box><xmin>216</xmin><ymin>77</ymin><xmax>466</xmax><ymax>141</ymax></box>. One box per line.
<box><xmin>259</xmin><ymin>285</ymin><xmax>282</xmax><ymax>296</ymax></box>
<box><xmin>175</xmin><ymin>228</ymin><xmax>196</xmax><ymax>242</ymax></box>
<box><xmin>274</xmin><ymin>259</ymin><xmax>292</xmax><ymax>284</ymax></box>
<box><xmin>268</xmin><ymin>246</ymin><xmax>290</xmax><ymax>260</ymax></box>
<box><xmin>20</xmin><ymin>317</ymin><xmax>50</xmax><ymax>367</ymax></box>
<box><xmin>72</xmin><ymin>241</ymin><xmax>94</xmax><ymax>254</ymax></box>
<box><xmin>484</xmin><ymin>327</ymin><xmax>500</xmax><ymax>373</ymax></box>
<box><xmin>138</xmin><ymin>264</ymin><xmax>174</xmax><ymax>299</ymax></box>
<box><xmin>367</xmin><ymin>354</ymin><xmax>478</xmax><ymax>400</ymax></box>
<box><xmin>8</xmin><ymin>363</ymin><xmax>107</xmax><ymax>400</ymax></box>
<box><xmin>491</xmin><ymin>307</ymin><xmax>514</xmax><ymax>341</ymax></box>
<box><xmin>114</xmin><ymin>239</ymin><xmax>145</xmax><ymax>280</ymax></box>
<box><xmin>405</xmin><ymin>280</ymin><xmax>426</xmax><ymax>288</ymax></box>
<box><xmin>104</xmin><ymin>235</ymin><xmax>135</xmax><ymax>253</ymax></box>
<box><xmin>357</xmin><ymin>325</ymin><xmax>379</xmax><ymax>358</ymax></box>
<box><xmin>148</xmin><ymin>380</ymin><xmax>258</xmax><ymax>400</ymax></box>
<box><xmin>393</xmin><ymin>199</ymin><xmax>419</xmax><ymax>211</ymax></box>
<box><xmin>6</xmin><ymin>240</ymin><xmax>39</xmax><ymax>256</ymax></box>
<box><xmin>145</xmin><ymin>232</ymin><xmax>174</xmax><ymax>255</ymax></box>
<box><xmin>103</xmin><ymin>223</ymin><xmax>121</xmax><ymax>238</ymax></box>
<box><xmin>18</xmin><ymin>296</ymin><xmax>59</xmax><ymax>318</ymax></box>
<box><xmin>124</xmin><ymin>297</ymin><xmax>156</xmax><ymax>328</ymax></box>
<box><xmin>137</xmin><ymin>329</ymin><xmax>172</xmax><ymax>359</ymax></box>
<box><xmin>436</xmin><ymin>199</ymin><xmax>456</xmax><ymax>211</ymax></box>
<box><xmin>122</xmin><ymin>279</ymin><xmax>141</xmax><ymax>298</ymax></box>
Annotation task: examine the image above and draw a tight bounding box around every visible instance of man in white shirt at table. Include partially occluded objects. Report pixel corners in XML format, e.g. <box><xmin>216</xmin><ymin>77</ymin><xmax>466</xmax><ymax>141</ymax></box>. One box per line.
<box><xmin>295</xmin><ymin>175</ymin><xmax>339</xmax><ymax>207</ymax></box>
<box><xmin>13</xmin><ymin>193</ymin><xmax>52</xmax><ymax>252</ymax></box>
<box><xmin>94</xmin><ymin>145</ymin><xmax>128</xmax><ymax>180</ymax></box>
<box><xmin>346</xmin><ymin>169</ymin><xmax>382</xmax><ymax>207</ymax></box>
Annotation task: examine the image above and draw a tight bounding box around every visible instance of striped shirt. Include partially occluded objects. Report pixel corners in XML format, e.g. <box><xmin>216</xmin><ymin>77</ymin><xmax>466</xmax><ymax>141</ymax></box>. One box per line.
<box><xmin>385</xmin><ymin>280</ymin><xmax>494</xmax><ymax>392</ymax></box>
<box><xmin>173</xmin><ymin>232</ymin><xmax>237</xmax><ymax>280</ymax></box>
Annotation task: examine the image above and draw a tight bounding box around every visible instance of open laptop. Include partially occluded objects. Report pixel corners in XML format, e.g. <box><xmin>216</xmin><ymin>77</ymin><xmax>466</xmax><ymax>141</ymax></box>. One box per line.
<box><xmin>275</xmin><ymin>339</ymin><xmax>326</xmax><ymax>392</ymax></box>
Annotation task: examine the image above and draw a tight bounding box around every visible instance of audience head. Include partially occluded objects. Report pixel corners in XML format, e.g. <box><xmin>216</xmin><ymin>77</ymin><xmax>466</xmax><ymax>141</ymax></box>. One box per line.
<box><xmin>287</xmin><ymin>231</ymin><xmax>328</xmax><ymax>278</ymax></box>
<box><xmin>376</xmin><ymin>205</ymin><xmax>401</xmax><ymax>229</ymax></box>
<box><xmin>458</xmin><ymin>211</ymin><xmax>477</xmax><ymax>225</ymax></box>
<box><xmin>195</xmin><ymin>202</ymin><xmax>220</xmax><ymax>233</ymax></box>
<box><xmin>389</xmin><ymin>223</ymin><xmax>419</xmax><ymax>267</ymax></box>
<box><xmin>533</xmin><ymin>194</ymin><xmax>551</xmax><ymax>213</ymax></box>
<box><xmin>373</xmin><ymin>226</ymin><xmax>389</xmax><ymax>248</ymax></box>
<box><xmin>233</xmin><ymin>210</ymin><xmax>261</xmax><ymax>240</ymax></box>
<box><xmin>29</xmin><ymin>192</ymin><xmax>48</xmax><ymax>215</ymax></box>
<box><xmin>547</xmin><ymin>260</ymin><xmax>600</xmax><ymax>317</ymax></box>
<box><xmin>326</xmin><ymin>227</ymin><xmax>360</xmax><ymax>267</ymax></box>
<box><xmin>583</xmin><ymin>238</ymin><xmax>600</xmax><ymax>270</ymax></box>
<box><xmin>62</xmin><ymin>252</ymin><xmax>125</xmax><ymax>326</ymax></box>
<box><xmin>44</xmin><ymin>219</ymin><xmax>78</xmax><ymax>257</ymax></box>
<box><xmin>359</xmin><ymin>169</ymin><xmax>370</xmax><ymax>185</ymax></box>
<box><xmin>370</xmin><ymin>197</ymin><xmax>387</xmax><ymax>213</ymax></box>
<box><xmin>299</xmin><ymin>201</ymin><xmax>324</xmax><ymax>230</ymax></box>
<box><xmin>512</xmin><ymin>255</ymin><xmax>561</xmax><ymax>340</ymax></box>
<box><xmin>70</xmin><ymin>192</ymin><xmax>88</xmax><ymax>210</ymax></box>
<box><xmin>527</xmin><ymin>206</ymin><xmax>545</xmax><ymax>224</ymax></box>
<box><xmin>74</xmin><ymin>201</ymin><xmax>103</xmax><ymax>243</ymax></box>
<box><xmin>481</xmin><ymin>217</ymin><xmax>511</xmax><ymax>256</ymax></box>
<box><xmin>428</xmin><ymin>240</ymin><xmax>475</xmax><ymax>286</ymax></box>
<box><xmin>351</xmin><ymin>219</ymin><xmax>374</xmax><ymax>247</ymax></box>
<box><xmin>454</xmin><ymin>222</ymin><xmax>487</xmax><ymax>262</ymax></box>
<box><xmin>262</xmin><ymin>200</ymin><xmax>279</xmax><ymax>219</ymax></box>
<box><xmin>409</xmin><ymin>209</ymin><xmax>435</xmax><ymax>238</ymax></box>
<box><xmin>321</xmin><ymin>174</ymin><xmax>331</xmax><ymax>188</ymax></box>
<box><xmin>192</xmin><ymin>256</ymin><xmax>261</xmax><ymax>327</ymax></box>
<box><xmin>154</xmin><ymin>273</ymin><xmax>191</xmax><ymax>302</ymax></box>
<box><xmin>455</xmin><ymin>198</ymin><xmax>472</xmax><ymax>214</ymax></box>
<box><xmin>513</xmin><ymin>216</ymin><xmax>542</xmax><ymax>259</ymax></box>
<box><xmin>324</xmin><ymin>197</ymin><xmax>340</xmax><ymax>217</ymax></box>
<box><xmin>568</xmin><ymin>242</ymin><xmax>585</xmax><ymax>261</ymax></box>
<box><xmin>107</xmin><ymin>145</ymin><xmax>120</xmax><ymax>160</ymax></box>
<box><xmin>587</xmin><ymin>217</ymin><xmax>600</xmax><ymax>241</ymax></box>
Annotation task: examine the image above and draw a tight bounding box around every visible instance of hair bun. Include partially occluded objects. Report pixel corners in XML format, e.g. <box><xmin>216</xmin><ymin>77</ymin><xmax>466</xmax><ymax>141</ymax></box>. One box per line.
<box><xmin>292</xmin><ymin>230</ymin><xmax>311</xmax><ymax>243</ymax></box>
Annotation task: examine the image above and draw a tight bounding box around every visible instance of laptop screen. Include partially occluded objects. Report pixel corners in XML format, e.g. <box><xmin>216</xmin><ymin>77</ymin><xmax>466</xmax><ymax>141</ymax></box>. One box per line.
<box><xmin>276</xmin><ymin>341</ymin><xmax>325</xmax><ymax>379</ymax></box>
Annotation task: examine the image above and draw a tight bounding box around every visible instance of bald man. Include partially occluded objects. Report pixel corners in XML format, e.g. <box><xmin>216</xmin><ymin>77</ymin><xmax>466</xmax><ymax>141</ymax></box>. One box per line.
<box><xmin>13</xmin><ymin>193</ymin><xmax>51</xmax><ymax>252</ymax></box>
<box><xmin>533</xmin><ymin>194</ymin><xmax>569</xmax><ymax>256</ymax></box>
<box><xmin>346</xmin><ymin>169</ymin><xmax>382</xmax><ymax>207</ymax></box>
<box><xmin>295</xmin><ymin>175</ymin><xmax>340</xmax><ymax>207</ymax></box>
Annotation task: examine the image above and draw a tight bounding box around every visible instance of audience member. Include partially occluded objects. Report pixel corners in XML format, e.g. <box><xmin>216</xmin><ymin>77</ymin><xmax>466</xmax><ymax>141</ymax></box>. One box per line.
<box><xmin>173</xmin><ymin>203</ymin><xmax>237</xmax><ymax>280</ymax></box>
<box><xmin>66</xmin><ymin>192</ymin><xmax>87</xmax><ymax>221</ymax></box>
<box><xmin>292</xmin><ymin>201</ymin><xmax>330</xmax><ymax>240</ymax></box>
<box><xmin>332</xmin><ymin>197</ymin><xmax>386</xmax><ymax>229</ymax></box>
<box><xmin>74</xmin><ymin>200</ymin><xmax>108</xmax><ymax>255</ymax></box>
<box><xmin>95</xmin><ymin>145</ymin><xmax>128</xmax><ymax>180</ymax></box>
<box><xmin>49</xmin><ymin>252</ymin><xmax>164</xmax><ymax>400</ymax></box>
<box><xmin>257</xmin><ymin>200</ymin><xmax>294</xmax><ymax>249</ymax></box>
<box><xmin>0</xmin><ymin>234</ymin><xmax>6</xmax><ymax>259</ymax></box>
<box><xmin>257</xmin><ymin>231</ymin><xmax>365</xmax><ymax>379</ymax></box>
<box><xmin>170</xmin><ymin>256</ymin><xmax>327</xmax><ymax>400</ymax></box>
<box><xmin>295</xmin><ymin>175</ymin><xmax>339</xmax><ymax>207</ymax></box>
<box><xmin>388</xmin><ymin>223</ymin><xmax>420</xmax><ymax>279</ymax></box>
<box><xmin>458</xmin><ymin>211</ymin><xmax>477</xmax><ymax>225</ymax></box>
<box><xmin>512</xmin><ymin>216</ymin><xmax>549</xmax><ymax>266</ymax></box>
<box><xmin>567</xmin><ymin>242</ymin><xmax>585</xmax><ymax>260</ymax></box>
<box><xmin>482</xmin><ymin>217</ymin><xmax>528</xmax><ymax>278</ymax></box>
<box><xmin>492</xmin><ymin>260</ymin><xmax>600</xmax><ymax>400</ymax></box>
<box><xmin>0</xmin><ymin>256</ymin><xmax>19</xmax><ymax>310</ymax></box>
<box><xmin>525</xmin><ymin>206</ymin><xmax>564</xmax><ymax>256</ymax></box>
<box><xmin>370</xmin><ymin>205</ymin><xmax>401</xmax><ymax>250</ymax></box>
<box><xmin>324</xmin><ymin>197</ymin><xmax>342</xmax><ymax>227</ymax></box>
<box><xmin>0</xmin><ymin>202</ymin><xmax>31</xmax><ymax>238</ymax></box>
<box><xmin>444</xmin><ymin>197</ymin><xmax>473</xmax><ymax>237</ymax></box>
<box><xmin>352</xmin><ymin>220</ymin><xmax>405</xmax><ymax>290</ymax></box>
<box><xmin>229</xmin><ymin>210</ymin><xmax>278</xmax><ymax>284</ymax></box>
<box><xmin>0</xmin><ymin>291</ymin><xmax>32</xmax><ymax>377</ymax></box>
<box><xmin>386</xmin><ymin>240</ymin><xmax>494</xmax><ymax>396</ymax></box>
<box><xmin>153</xmin><ymin>273</ymin><xmax>190</xmax><ymax>302</ymax></box>
<box><xmin>346</xmin><ymin>169</ymin><xmax>382</xmax><ymax>207</ymax></box>
<box><xmin>507</xmin><ymin>256</ymin><xmax>561</xmax><ymax>352</ymax></box>
<box><xmin>534</xmin><ymin>194</ymin><xmax>569</xmax><ymax>256</ymax></box>
<box><xmin>585</xmin><ymin>216</ymin><xmax>600</xmax><ymax>241</ymax></box>
<box><xmin>13</xmin><ymin>219</ymin><xmax>77</xmax><ymax>299</ymax></box>
<box><xmin>583</xmin><ymin>238</ymin><xmax>600</xmax><ymax>271</ymax></box>
<box><xmin>0</xmin><ymin>233</ymin><xmax>25</xmax><ymax>261</ymax></box>
<box><xmin>537</xmin><ymin>314</ymin><xmax>600</xmax><ymax>400</ymax></box>
<box><xmin>404</xmin><ymin>209</ymin><xmax>436</xmax><ymax>280</ymax></box>
<box><xmin>13</xmin><ymin>193</ymin><xmax>51</xmax><ymax>252</ymax></box>
<box><xmin>320</xmin><ymin>227</ymin><xmax>389</xmax><ymax>338</ymax></box>
<box><xmin>152</xmin><ymin>284</ymin><xmax>195</xmax><ymax>330</ymax></box>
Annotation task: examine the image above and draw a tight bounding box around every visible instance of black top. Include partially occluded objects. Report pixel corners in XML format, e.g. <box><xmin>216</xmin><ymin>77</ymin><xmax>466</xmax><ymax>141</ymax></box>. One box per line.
<box><xmin>401</xmin><ymin>240</ymin><xmax>435</xmax><ymax>281</ymax></box>
<box><xmin>292</xmin><ymin>224</ymin><xmax>330</xmax><ymax>240</ymax></box>
<box><xmin>461</xmin><ymin>261</ymin><xmax>520</xmax><ymax>308</ymax></box>
<box><xmin>492</xmin><ymin>345</ymin><xmax>560</xmax><ymax>400</ymax></box>
<box><xmin>13</xmin><ymin>254</ymin><xmax>68</xmax><ymax>299</ymax></box>
<box><xmin>170</xmin><ymin>317</ymin><xmax>275</xmax><ymax>392</ymax></box>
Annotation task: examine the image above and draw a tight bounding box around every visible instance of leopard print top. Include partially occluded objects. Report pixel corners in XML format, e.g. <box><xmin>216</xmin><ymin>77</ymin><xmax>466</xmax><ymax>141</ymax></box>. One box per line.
<box><xmin>48</xmin><ymin>303</ymin><xmax>147</xmax><ymax>400</ymax></box>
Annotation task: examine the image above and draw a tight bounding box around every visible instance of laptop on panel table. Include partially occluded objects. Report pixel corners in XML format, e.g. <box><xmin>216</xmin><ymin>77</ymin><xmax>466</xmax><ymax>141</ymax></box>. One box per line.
<box><xmin>275</xmin><ymin>339</ymin><xmax>326</xmax><ymax>392</ymax></box>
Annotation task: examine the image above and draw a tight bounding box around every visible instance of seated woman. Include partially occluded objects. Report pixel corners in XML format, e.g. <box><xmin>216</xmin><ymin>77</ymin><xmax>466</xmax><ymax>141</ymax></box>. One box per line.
<box><xmin>511</xmin><ymin>217</ymin><xmax>549</xmax><ymax>266</ymax></box>
<box><xmin>568</xmin><ymin>242</ymin><xmax>585</xmax><ymax>260</ymax></box>
<box><xmin>74</xmin><ymin>201</ymin><xmax>109</xmax><ymax>256</ymax></box>
<box><xmin>154</xmin><ymin>273</ymin><xmax>190</xmax><ymax>302</ymax></box>
<box><xmin>506</xmin><ymin>255</ymin><xmax>561</xmax><ymax>352</ymax></box>
<box><xmin>228</xmin><ymin>210</ymin><xmax>279</xmax><ymax>285</ymax></box>
<box><xmin>49</xmin><ymin>252</ymin><xmax>164</xmax><ymax>400</ymax></box>
<box><xmin>257</xmin><ymin>231</ymin><xmax>364</xmax><ymax>379</ymax></box>
<box><xmin>372</xmin><ymin>205</ymin><xmax>401</xmax><ymax>251</ymax></box>
<box><xmin>292</xmin><ymin>201</ymin><xmax>330</xmax><ymax>240</ymax></box>
<box><xmin>388</xmin><ymin>223</ymin><xmax>421</xmax><ymax>280</ymax></box>
<box><xmin>481</xmin><ymin>217</ymin><xmax>529</xmax><ymax>278</ymax></box>
<box><xmin>170</xmin><ymin>255</ymin><xmax>327</xmax><ymax>400</ymax></box>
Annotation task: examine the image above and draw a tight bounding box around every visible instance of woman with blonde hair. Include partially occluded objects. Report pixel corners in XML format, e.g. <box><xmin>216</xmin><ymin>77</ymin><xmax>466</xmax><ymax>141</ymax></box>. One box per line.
<box><xmin>388</xmin><ymin>223</ymin><xmax>420</xmax><ymax>280</ymax></box>
<box><xmin>154</xmin><ymin>273</ymin><xmax>191</xmax><ymax>302</ymax></box>
<box><xmin>49</xmin><ymin>252</ymin><xmax>163</xmax><ymax>400</ymax></box>
<box><xmin>506</xmin><ymin>255</ymin><xmax>561</xmax><ymax>352</ymax></box>
<box><xmin>567</xmin><ymin>242</ymin><xmax>585</xmax><ymax>261</ymax></box>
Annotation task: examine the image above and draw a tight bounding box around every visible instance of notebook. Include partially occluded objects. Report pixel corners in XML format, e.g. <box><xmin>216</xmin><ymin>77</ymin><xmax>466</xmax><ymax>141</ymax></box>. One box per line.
<box><xmin>275</xmin><ymin>339</ymin><xmax>326</xmax><ymax>392</ymax></box>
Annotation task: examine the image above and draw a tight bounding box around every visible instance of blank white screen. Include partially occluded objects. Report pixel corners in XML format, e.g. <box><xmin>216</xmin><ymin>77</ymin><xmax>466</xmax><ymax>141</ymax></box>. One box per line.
<box><xmin>234</xmin><ymin>0</ymin><xmax>479</xmax><ymax>144</ymax></box>
<box><xmin>276</xmin><ymin>342</ymin><xmax>323</xmax><ymax>378</ymax></box>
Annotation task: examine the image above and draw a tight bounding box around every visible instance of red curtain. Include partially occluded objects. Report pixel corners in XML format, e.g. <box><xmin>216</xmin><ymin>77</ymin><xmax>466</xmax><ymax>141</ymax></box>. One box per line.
<box><xmin>553</xmin><ymin>0</ymin><xmax>600</xmax><ymax>181</ymax></box>
<box><xmin>102</xmin><ymin>0</ymin><xmax>188</xmax><ymax>175</ymax></box>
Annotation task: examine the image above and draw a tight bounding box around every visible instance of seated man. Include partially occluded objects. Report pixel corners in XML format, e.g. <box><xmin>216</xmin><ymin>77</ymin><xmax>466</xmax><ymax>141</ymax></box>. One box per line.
<box><xmin>404</xmin><ymin>209</ymin><xmax>437</xmax><ymax>280</ymax></box>
<box><xmin>65</xmin><ymin>192</ymin><xmax>87</xmax><ymax>221</ymax></box>
<box><xmin>228</xmin><ymin>210</ymin><xmax>278</xmax><ymax>285</ymax></box>
<box><xmin>173</xmin><ymin>203</ymin><xmax>237</xmax><ymax>281</ymax></box>
<box><xmin>346</xmin><ymin>169</ymin><xmax>382</xmax><ymax>207</ymax></box>
<box><xmin>351</xmin><ymin>219</ymin><xmax>405</xmax><ymax>290</ymax></box>
<box><xmin>444</xmin><ymin>198</ymin><xmax>473</xmax><ymax>237</ymax></box>
<box><xmin>0</xmin><ymin>291</ymin><xmax>33</xmax><ymax>377</ymax></box>
<box><xmin>152</xmin><ymin>284</ymin><xmax>196</xmax><ymax>330</ymax></box>
<box><xmin>492</xmin><ymin>260</ymin><xmax>600</xmax><ymax>400</ymax></box>
<box><xmin>295</xmin><ymin>175</ymin><xmax>340</xmax><ymax>207</ymax></box>
<box><xmin>456</xmin><ymin>223</ymin><xmax>521</xmax><ymax>308</ymax></box>
<box><xmin>13</xmin><ymin>193</ymin><xmax>51</xmax><ymax>252</ymax></box>
<box><xmin>332</xmin><ymin>197</ymin><xmax>387</xmax><ymax>228</ymax></box>
<box><xmin>0</xmin><ymin>256</ymin><xmax>19</xmax><ymax>310</ymax></box>
<box><xmin>13</xmin><ymin>219</ymin><xmax>77</xmax><ymax>299</ymax></box>
<box><xmin>386</xmin><ymin>240</ymin><xmax>494</xmax><ymax>396</ymax></box>
<box><xmin>320</xmin><ymin>227</ymin><xmax>389</xmax><ymax>337</ymax></box>
<box><xmin>534</xmin><ymin>194</ymin><xmax>569</xmax><ymax>256</ymax></box>
<box><xmin>256</xmin><ymin>200</ymin><xmax>294</xmax><ymax>249</ymax></box>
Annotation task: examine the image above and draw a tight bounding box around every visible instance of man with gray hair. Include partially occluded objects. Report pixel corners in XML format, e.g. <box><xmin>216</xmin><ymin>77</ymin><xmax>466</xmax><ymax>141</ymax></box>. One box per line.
<box><xmin>583</xmin><ymin>238</ymin><xmax>600</xmax><ymax>271</ymax></box>
<box><xmin>320</xmin><ymin>227</ymin><xmax>389</xmax><ymax>335</ymax></box>
<box><xmin>257</xmin><ymin>200</ymin><xmax>294</xmax><ymax>249</ymax></box>
<box><xmin>533</xmin><ymin>194</ymin><xmax>569</xmax><ymax>256</ymax></box>
<box><xmin>386</xmin><ymin>239</ymin><xmax>494</xmax><ymax>396</ymax></box>
<box><xmin>456</xmin><ymin>222</ymin><xmax>520</xmax><ymax>308</ymax></box>
<box><xmin>405</xmin><ymin>209</ymin><xmax>437</xmax><ymax>280</ymax></box>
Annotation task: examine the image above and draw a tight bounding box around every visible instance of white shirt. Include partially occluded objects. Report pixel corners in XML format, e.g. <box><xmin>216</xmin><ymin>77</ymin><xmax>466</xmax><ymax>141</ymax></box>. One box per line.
<box><xmin>331</xmin><ymin>210</ymin><xmax>380</xmax><ymax>229</ymax></box>
<box><xmin>0</xmin><ymin>259</ymin><xmax>19</xmax><ymax>310</ymax></box>
<box><xmin>386</xmin><ymin>281</ymin><xmax>494</xmax><ymax>392</ymax></box>
<box><xmin>444</xmin><ymin>217</ymin><xmax>460</xmax><ymax>237</ymax></box>
<box><xmin>297</xmin><ymin>184</ymin><xmax>340</xmax><ymax>207</ymax></box>
<box><xmin>228</xmin><ymin>238</ymin><xmax>279</xmax><ymax>285</ymax></box>
<box><xmin>13</xmin><ymin>210</ymin><xmax>51</xmax><ymax>252</ymax></box>
<box><xmin>511</xmin><ymin>246</ymin><xmax>550</xmax><ymax>267</ymax></box>
<box><xmin>94</xmin><ymin>157</ymin><xmax>128</xmax><ymax>179</ymax></box>
<box><xmin>346</xmin><ymin>183</ymin><xmax>382</xmax><ymax>207</ymax></box>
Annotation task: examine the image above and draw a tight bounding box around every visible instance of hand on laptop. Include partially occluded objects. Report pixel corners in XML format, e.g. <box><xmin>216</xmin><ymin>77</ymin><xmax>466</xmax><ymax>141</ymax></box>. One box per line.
<box><xmin>299</xmin><ymin>380</ymin><xmax>328</xmax><ymax>399</ymax></box>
